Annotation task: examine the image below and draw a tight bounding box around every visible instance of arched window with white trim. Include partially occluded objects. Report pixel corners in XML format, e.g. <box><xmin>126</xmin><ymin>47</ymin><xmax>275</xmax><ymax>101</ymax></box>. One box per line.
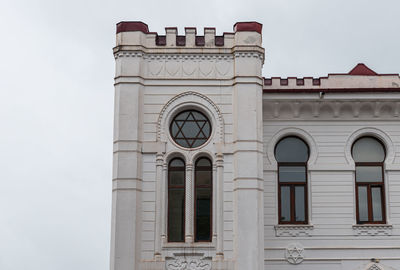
<box><xmin>275</xmin><ymin>136</ymin><xmax>309</xmax><ymax>224</ymax></box>
<box><xmin>352</xmin><ymin>137</ymin><xmax>386</xmax><ymax>224</ymax></box>
<box><xmin>168</xmin><ymin>158</ymin><xmax>185</xmax><ymax>242</ymax></box>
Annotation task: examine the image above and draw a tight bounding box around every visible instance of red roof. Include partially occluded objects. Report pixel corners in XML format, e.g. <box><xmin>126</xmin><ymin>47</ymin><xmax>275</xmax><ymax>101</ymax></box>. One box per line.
<box><xmin>348</xmin><ymin>63</ymin><xmax>378</xmax><ymax>75</ymax></box>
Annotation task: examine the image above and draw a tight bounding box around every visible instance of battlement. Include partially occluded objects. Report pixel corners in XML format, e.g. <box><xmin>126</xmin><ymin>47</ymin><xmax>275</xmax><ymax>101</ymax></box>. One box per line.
<box><xmin>263</xmin><ymin>64</ymin><xmax>400</xmax><ymax>93</ymax></box>
<box><xmin>115</xmin><ymin>21</ymin><xmax>263</xmax><ymax>50</ymax></box>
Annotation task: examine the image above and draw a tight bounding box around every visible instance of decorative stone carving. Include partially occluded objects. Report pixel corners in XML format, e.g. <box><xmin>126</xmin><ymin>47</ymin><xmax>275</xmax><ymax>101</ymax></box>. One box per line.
<box><xmin>275</xmin><ymin>225</ymin><xmax>314</xmax><ymax>237</ymax></box>
<box><xmin>352</xmin><ymin>225</ymin><xmax>393</xmax><ymax>236</ymax></box>
<box><xmin>166</xmin><ymin>258</ymin><xmax>211</xmax><ymax>270</ymax></box>
<box><xmin>285</xmin><ymin>243</ymin><xmax>304</xmax><ymax>265</ymax></box>
<box><xmin>366</xmin><ymin>263</ymin><xmax>383</xmax><ymax>270</ymax></box>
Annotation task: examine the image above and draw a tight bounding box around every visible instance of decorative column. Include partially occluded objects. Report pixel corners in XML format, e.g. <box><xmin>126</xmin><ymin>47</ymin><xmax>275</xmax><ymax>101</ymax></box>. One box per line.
<box><xmin>154</xmin><ymin>153</ymin><xmax>164</xmax><ymax>260</ymax></box>
<box><xmin>161</xmin><ymin>163</ymin><xmax>168</xmax><ymax>244</ymax></box>
<box><xmin>185</xmin><ymin>163</ymin><xmax>194</xmax><ymax>243</ymax></box>
<box><xmin>215</xmin><ymin>153</ymin><xmax>224</xmax><ymax>259</ymax></box>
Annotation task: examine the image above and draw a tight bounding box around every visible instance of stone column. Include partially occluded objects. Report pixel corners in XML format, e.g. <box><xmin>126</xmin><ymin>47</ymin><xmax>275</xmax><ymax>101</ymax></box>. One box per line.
<box><xmin>154</xmin><ymin>153</ymin><xmax>164</xmax><ymax>259</ymax></box>
<box><xmin>185</xmin><ymin>163</ymin><xmax>194</xmax><ymax>242</ymax></box>
<box><xmin>161</xmin><ymin>163</ymin><xmax>168</xmax><ymax>244</ymax></box>
<box><xmin>215</xmin><ymin>153</ymin><xmax>224</xmax><ymax>259</ymax></box>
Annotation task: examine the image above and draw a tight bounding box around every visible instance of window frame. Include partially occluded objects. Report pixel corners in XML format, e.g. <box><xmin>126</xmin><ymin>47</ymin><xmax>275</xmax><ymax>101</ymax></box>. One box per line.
<box><xmin>275</xmin><ymin>136</ymin><xmax>309</xmax><ymax>225</ymax></box>
<box><xmin>352</xmin><ymin>137</ymin><xmax>387</xmax><ymax>224</ymax></box>
<box><xmin>167</xmin><ymin>158</ymin><xmax>186</xmax><ymax>242</ymax></box>
<box><xmin>194</xmin><ymin>157</ymin><xmax>213</xmax><ymax>242</ymax></box>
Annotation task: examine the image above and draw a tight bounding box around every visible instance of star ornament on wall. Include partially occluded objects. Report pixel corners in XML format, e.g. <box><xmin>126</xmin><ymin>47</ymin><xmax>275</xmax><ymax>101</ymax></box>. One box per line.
<box><xmin>285</xmin><ymin>243</ymin><xmax>304</xmax><ymax>264</ymax></box>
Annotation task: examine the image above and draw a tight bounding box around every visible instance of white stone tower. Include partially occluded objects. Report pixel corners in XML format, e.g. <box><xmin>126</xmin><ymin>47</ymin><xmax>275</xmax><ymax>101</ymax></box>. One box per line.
<box><xmin>111</xmin><ymin>21</ymin><xmax>265</xmax><ymax>270</ymax></box>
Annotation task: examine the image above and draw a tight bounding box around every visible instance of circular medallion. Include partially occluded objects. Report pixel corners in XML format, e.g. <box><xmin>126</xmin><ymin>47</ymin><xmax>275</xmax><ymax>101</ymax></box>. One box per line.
<box><xmin>170</xmin><ymin>110</ymin><xmax>211</xmax><ymax>148</ymax></box>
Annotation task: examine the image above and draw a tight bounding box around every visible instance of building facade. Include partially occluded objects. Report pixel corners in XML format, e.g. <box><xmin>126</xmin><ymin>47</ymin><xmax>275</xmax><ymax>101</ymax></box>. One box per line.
<box><xmin>111</xmin><ymin>21</ymin><xmax>400</xmax><ymax>270</ymax></box>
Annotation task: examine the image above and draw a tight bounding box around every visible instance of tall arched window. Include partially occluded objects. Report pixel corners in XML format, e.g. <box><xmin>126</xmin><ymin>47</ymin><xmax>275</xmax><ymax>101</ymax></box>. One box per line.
<box><xmin>194</xmin><ymin>157</ymin><xmax>212</xmax><ymax>242</ymax></box>
<box><xmin>275</xmin><ymin>137</ymin><xmax>309</xmax><ymax>224</ymax></box>
<box><xmin>168</xmin><ymin>158</ymin><xmax>185</xmax><ymax>242</ymax></box>
<box><xmin>352</xmin><ymin>137</ymin><xmax>386</xmax><ymax>224</ymax></box>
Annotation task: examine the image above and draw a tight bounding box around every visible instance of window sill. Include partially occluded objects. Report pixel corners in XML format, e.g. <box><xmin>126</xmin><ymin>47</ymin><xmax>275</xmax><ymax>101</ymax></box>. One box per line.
<box><xmin>274</xmin><ymin>224</ymin><xmax>314</xmax><ymax>237</ymax></box>
<box><xmin>352</xmin><ymin>224</ymin><xmax>392</xmax><ymax>236</ymax></box>
<box><xmin>162</xmin><ymin>241</ymin><xmax>215</xmax><ymax>249</ymax></box>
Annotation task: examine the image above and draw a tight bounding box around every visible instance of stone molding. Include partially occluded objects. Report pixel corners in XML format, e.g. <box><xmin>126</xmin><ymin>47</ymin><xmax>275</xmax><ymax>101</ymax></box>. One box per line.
<box><xmin>264</xmin><ymin>100</ymin><xmax>400</xmax><ymax>119</ymax></box>
<box><xmin>352</xmin><ymin>224</ymin><xmax>393</xmax><ymax>236</ymax></box>
<box><xmin>275</xmin><ymin>225</ymin><xmax>314</xmax><ymax>237</ymax></box>
<box><xmin>165</xmin><ymin>256</ymin><xmax>212</xmax><ymax>270</ymax></box>
<box><xmin>157</xmin><ymin>91</ymin><xmax>224</xmax><ymax>144</ymax></box>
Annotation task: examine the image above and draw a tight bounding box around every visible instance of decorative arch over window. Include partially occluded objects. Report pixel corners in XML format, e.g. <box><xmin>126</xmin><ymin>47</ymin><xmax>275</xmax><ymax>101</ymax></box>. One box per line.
<box><xmin>157</xmin><ymin>91</ymin><xmax>224</xmax><ymax>144</ymax></box>
<box><xmin>352</xmin><ymin>137</ymin><xmax>386</xmax><ymax>224</ymax></box>
<box><xmin>194</xmin><ymin>157</ymin><xmax>212</xmax><ymax>242</ymax></box>
<box><xmin>275</xmin><ymin>136</ymin><xmax>309</xmax><ymax>224</ymax></box>
<box><xmin>168</xmin><ymin>158</ymin><xmax>186</xmax><ymax>242</ymax></box>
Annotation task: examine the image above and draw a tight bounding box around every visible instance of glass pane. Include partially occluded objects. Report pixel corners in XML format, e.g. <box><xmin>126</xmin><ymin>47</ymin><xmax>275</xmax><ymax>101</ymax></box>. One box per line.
<box><xmin>358</xmin><ymin>186</ymin><xmax>368</xmax><ymax>222</ymax></box>
<box><xmin>170</xmin><ymin>110</ymin><xmax>211</xmax><ymax>148</ymax></box>
<box><xmin>193</xmin><ymin>111</ymin><xmax>206</xmax><ymax>120</ymax></box>
<box><xmin>352</xmin><ymin>137</ymin><xmax>385</xmax><ymax>162</ymax></box>
<box><xmin>196</xmin><ymin>171</ymin><xmax>212</xmax><ymax>186</ymax></box>
<box><xmin>175</xmin><ymin>139</ymin><xmax>189</xmax><ymax>148</ymax></box>
<box><xmin>175</xmin><ymin>111</ymin><xmax>189</xmax><ymax>120</ymax></box>
<box><xmin>275</xmin><ymin>137</ymin><xmax>309</xmax><ymax>162</ymax></box>
<box><xmin>197</xmin><ymin>158</ymin><xmax>211</xmax><ymax>167</ymax></box>
<box><xmin>170</xmin><ymin>159</ymin><xmax>184</xmax><ymax>167</ymax></box>
<box><xmin>182</xmin><ymin>121</ymin><xmax>200</xmax><ymax>138</ymax></box>
<box><xmin>169</xmin><ymin>171</ymin><xmax>184</xmax><ymax>185</ymax></box>
<box><xmin>356</xmin><ymin>166</ymin><xmax>382</xmax><ymax>182</ymax></box>
<box><xmin>280</xmin><ymin>186</ymin><xmax>291</xmax><ymax>222</ymax></box>
<box><xmin>372</xmin><ymin>187</ymin><xmax>383</xmax><ymax>221</ymax></box>
<box><xmin>279</xmin><ymin>166</ymin><xmax>306</xmax><ymax>182</ymax></box>
<box><xmin>192</xmin><ymin>139</ymin><xmax>206</xmax><ymax>148</ymax></box>
<box><xmin>195</xmin><ymin>187</ymin><xmax>211</xmax><ymax>241</ymax></box>
<box><xmin>168</xmin><ymin>188</ymin><xmax>185</xmax><ymax>242</ymax></box>
<box><xmin>295</xmin><ymin>186</ymin><xmax>305</xmax><ymax>222</ymax></box>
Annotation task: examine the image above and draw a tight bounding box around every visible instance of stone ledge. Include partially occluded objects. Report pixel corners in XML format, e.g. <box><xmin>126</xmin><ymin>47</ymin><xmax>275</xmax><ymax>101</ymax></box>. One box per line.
<box><xmin>352</xmin><ymin>224</ymin><xmax>393</xmax><ymax>236</ymax></box>
<box><xmin>274</xmin><ymin>224</ymin><xmax>314</xmax><ymax>237</ymax></box>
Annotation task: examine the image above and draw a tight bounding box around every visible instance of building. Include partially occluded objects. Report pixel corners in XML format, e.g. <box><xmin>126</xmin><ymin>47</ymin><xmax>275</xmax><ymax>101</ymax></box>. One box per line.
<box><xmin>110</xmin><ymin>21</ymin><xmax>400</xmax><ymax>270</ymax></box>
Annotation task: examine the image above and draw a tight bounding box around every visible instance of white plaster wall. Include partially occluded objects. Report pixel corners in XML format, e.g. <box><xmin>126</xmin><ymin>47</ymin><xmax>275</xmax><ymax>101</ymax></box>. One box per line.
<box><xmin>263</xmin><ymin>109</ymin><xmax>400</xmax><ymax>269</ymax></box>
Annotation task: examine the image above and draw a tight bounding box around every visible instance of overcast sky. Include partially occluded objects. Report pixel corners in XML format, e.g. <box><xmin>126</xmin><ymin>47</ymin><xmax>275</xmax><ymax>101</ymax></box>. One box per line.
<box><xmin>0</xmin><ymin>0</ymin><xmax>399</xmax><ymax>269</ymax></box>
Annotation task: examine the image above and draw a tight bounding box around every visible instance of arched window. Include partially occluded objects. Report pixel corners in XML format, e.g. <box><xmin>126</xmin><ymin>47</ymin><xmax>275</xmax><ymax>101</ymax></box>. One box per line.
<box><xmin>275</xmin><ymin>137</ymin><xmax>309</xmax><ymax>224</ymax></box>
<box><xmin>168</xmin><ymin>158</ymin><xmax>185</xmax><ymax>242</ymax></box>
<box><xmin>194</xmin><ymin>157</ymin><xmax>212</xmax><ymax>242</ymax></box>
<box><xmin>352</xmin><ymin>137</ymin><xmax>386</xmax><ymax>224</ymax></box>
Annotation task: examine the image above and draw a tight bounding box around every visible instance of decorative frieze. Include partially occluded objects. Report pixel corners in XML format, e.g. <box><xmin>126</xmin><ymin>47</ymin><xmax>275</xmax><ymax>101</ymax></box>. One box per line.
<box><xmin>352</xmin><ymin>224</ymin><xmax>393</xmax><ymax>236</ymax></box>
<box><xmin>264</xmin><ymin>100</ymin><xmax>400</xmax><ymax>119</ymax></box>
<box><xmin>166</xmin><ymin>256</ymin><xmax>211</xmax><ymax>270</ymax></box>
<box><xmin>275</xmin><ymin>225</ymin><xmax>314</xmax><ymax>237</ymax></box>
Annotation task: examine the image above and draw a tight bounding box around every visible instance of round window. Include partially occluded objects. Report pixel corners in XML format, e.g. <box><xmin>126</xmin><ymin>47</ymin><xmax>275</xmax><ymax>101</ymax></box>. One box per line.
<box><xmin>170</xmin><ymin>110</ymin><xmax>211</xmax><ymax>148</ymax></box>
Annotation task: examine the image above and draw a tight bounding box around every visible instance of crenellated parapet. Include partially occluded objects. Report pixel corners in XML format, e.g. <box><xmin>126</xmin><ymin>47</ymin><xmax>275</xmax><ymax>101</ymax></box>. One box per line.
<box><xmin>263</xmin><ymin>64</ymin><xmax>400</xmax><ymax>93</ymax></box>
<box><xmin>114</xmin><ymin>21</ymin><xmax>264</xmax><ymax>79</ymax></box>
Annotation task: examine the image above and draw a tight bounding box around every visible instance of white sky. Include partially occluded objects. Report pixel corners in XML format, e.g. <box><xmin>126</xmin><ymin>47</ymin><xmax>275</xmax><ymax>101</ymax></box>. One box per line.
<box><xmin>0</xmin><ymin>0</ymin><xmax>399</xmax><ymax>269</ymax></box>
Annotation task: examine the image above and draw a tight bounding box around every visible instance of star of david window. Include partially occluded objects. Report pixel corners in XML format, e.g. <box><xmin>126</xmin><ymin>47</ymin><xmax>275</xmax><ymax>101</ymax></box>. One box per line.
<box><xmin>170</xmin><ymin>110</ymin><xmax>211</xmax><ymax>148</ymax></box>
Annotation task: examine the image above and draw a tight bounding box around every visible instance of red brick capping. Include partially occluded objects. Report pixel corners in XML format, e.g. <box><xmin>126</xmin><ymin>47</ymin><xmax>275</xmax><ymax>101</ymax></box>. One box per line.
<box><xmin>116</xmin><ymin>21</ymin><xmax>149</xmax><ymax>34</ymax></box>
<box><xmin>349</xmin><ymin>63</ymin><xmax>378</xmax><ymax>76</ymax></box>
<box><xmin>234</xmin><ymin>22</ymin><xmax>262</xmax><ymax>34</ymax></box>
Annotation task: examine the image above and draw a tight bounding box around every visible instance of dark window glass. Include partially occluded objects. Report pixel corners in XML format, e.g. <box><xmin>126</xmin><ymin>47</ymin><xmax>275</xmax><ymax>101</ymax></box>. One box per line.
<box><xmin>195</xmin><ymin>157</ymin><xmax>212</xmax><ymax>242</ymax></box>
<box><xmin>358</xmin><ymin>186</ymin><xmax>368</xmax><ymax>222</ymax></box>
<box><xmin>352</xmin><ymin>137</ymin><xmax>386</xmax><ymax>224</ymax></box>
<box><xmin>372</xmin><ymin>187</ymin><xmax>383</xmax><ymax>221</ymax></box>
<box><xmin>355</xmin><ymin>166</ymin><xmax>383</xmax><ymax>182</ymax></box>
<box><xmin>275</xmin><ymin>136</ymin><xmax>309</xmax><ymax>224</ymax></box>
<box><xmin>275</xmin><ymin>137</ymin><xmax>309</xmax><ymax>162</ymax></box>
<box><xmin>170</xmin><ymin>110</ymin><xmax>211</xmax><ymax>148</ymax></box>
<box><xmin>279</xmin><ymin>166</ymin><xmax>306</xmax><ymax>182</ymax></box>
<box><xmin>168</xmin><ymin>158</ymin><xmax>185</xmax><ymax>242</ymax></box>
<box><xmin>352</xmin><ymin>137</ymin><xmax>385</xmax><ymax>162</ymax></box>
<box><xmin>280</xmin><ymin>186</ymin><xmax>291</xmax><ymax>222</ymax></box>
<box><xmin>295</xmin><ymin>186</ymin><xmax>305</xmax><ymax>222</ymax></box>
